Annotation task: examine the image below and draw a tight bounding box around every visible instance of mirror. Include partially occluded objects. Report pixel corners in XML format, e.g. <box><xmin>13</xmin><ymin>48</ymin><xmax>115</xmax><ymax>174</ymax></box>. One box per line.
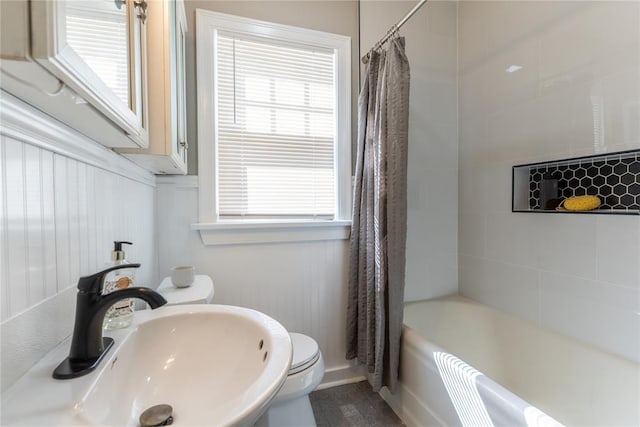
<box><xmin>64</xmin><ymin>0</ymin><xmax>130</xmax><ymax>105</ymax></box>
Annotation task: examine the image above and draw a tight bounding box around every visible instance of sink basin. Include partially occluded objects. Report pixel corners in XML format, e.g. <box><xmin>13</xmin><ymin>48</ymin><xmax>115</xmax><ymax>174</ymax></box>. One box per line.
<box><xmin>77</xmin><ymin>304</ymin><xmax>292</xmax><ymax>426</ymax></box>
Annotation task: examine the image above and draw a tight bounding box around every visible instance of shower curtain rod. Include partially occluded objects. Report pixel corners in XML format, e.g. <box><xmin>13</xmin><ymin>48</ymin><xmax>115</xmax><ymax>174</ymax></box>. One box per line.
<box><xmin>361</xmin><ymin>0</ymin><xmax>428</xmax><ymax>63</ymax></box>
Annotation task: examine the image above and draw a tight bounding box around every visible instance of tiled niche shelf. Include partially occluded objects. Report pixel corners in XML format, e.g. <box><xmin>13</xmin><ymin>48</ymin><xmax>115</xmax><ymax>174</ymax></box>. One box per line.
<box><xmin>512</xmin><ymin>149</ymin><xmax>640</xmax><ymax>215</ymax></box>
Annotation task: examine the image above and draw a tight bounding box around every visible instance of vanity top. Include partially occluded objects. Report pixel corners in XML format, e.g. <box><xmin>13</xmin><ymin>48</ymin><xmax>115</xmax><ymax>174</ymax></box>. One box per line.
<box><xmin>1</xmin><ymin>318</ymin><xmax>134</xmax><ymax>426</ymax></box>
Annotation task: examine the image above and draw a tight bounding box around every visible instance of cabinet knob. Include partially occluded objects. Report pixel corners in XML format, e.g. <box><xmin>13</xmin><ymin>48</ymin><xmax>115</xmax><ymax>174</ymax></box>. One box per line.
<box><xmin>133</xmin><ymin>0</ymin><xmax>148</xmax><ymax>11</ymax></box>
<box><xmin>134</xmin><ymin>0</ymin><xmax>148</xmax><ymax>23</ymax></box>
<box><xmin>179</xmin><ymin>141</ymin><xmax>189</xmax><ymax>150</ymax></box>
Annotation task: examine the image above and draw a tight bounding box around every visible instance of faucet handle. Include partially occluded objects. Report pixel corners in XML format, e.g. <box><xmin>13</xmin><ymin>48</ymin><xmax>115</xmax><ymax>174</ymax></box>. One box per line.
<box><xmin>77</xmin><ymin>264</ymin><xmax>141</xmax><ymax>294</ymax></box>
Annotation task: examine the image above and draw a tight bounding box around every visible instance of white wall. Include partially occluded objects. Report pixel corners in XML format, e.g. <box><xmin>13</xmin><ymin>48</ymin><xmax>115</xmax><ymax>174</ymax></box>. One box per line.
<box><xmin>0</xmin><ymin>95</ymin><xmax>157</xmax><ymax>391</ymax></box>
<box><xmin>458</xmin><ymin>1</ymin><xmax>640</xmax><ymax>362</ymax></box>
<box><xmin>360</xmin><ymin>1</ymin><xmax>459</xmax><ymax>301</ymax></box>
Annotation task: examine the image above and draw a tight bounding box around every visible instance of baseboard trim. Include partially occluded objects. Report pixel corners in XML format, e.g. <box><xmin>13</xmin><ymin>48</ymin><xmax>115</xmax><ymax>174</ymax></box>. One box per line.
<box><xmin>317</xmin><ymin>364</ymin><xmax>366</xmax><ymax>390</ymax></box>
<box><xmin>380</xmin><ymin>382</ymin><xmax>445</xmax><ymax>427</ymax></box>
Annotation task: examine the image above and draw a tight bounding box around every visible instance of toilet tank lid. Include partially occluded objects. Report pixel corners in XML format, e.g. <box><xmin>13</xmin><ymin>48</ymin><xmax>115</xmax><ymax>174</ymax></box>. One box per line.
<box><xmin>290</xmin><ymin>333</ymin><xmax>320</xmax><ymax>371</ymax></box>
<box><xmin>157</xmin><ymin>275</ymin><xmax>214</xmax><ymax>305</ymax></box>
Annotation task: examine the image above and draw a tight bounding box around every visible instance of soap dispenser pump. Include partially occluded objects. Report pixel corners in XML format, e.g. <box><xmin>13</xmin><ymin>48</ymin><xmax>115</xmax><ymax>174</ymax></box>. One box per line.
<box><xmin>103</xmin><ymin>241</ymin><xmax>136</xmax><ymax>330</ymax></box>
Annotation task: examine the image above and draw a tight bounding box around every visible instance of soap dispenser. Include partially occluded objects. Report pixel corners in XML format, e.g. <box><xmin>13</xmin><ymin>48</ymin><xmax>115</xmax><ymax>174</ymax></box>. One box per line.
<box><xmin>103</xmin><ymin>241</ymin><xmax>136</xmax><ymax>330</ymax></box>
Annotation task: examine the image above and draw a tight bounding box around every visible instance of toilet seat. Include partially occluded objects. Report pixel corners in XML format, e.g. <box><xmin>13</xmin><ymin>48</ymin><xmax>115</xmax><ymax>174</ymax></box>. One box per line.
<box><xmin>288</xmin><ymin>333</ymin><xmax>320</xmax><ymax>375</ymax></box>
<box><xmin>255</xmin><ymin>333</ymin><xmax>325</xmax><ymax>425</ymax></box>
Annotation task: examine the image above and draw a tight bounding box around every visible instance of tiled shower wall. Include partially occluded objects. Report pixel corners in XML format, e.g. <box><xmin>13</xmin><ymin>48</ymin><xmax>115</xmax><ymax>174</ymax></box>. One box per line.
<box><xmin>0</xmin><ymin>114</ymin><xmax>157</xmax><ymax>391</ymax></box>
<box><xmin>458</xmin><ymin>1</ymin><xmax>640</xmax><ymax>362</ymax></box>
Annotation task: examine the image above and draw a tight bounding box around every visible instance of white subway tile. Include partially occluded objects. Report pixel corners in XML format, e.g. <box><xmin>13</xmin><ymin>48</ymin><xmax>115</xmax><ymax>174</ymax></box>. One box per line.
<box><xmin>536</xmin><ymin>215</ymin><xmax>598</xmax><ymax>280</ymax></box>
<box><xmin>416</xmin><ymin>123</ymin><xmax>458</xmax><ymax>169</ymax></box>
<box><xmin>460</xmin><ymin>255</ymin><xmax>541</xmax><ymax>324</ymax></box>
<box><xmin>568</xmin><ymin>80</ymin><xmax>608</xmax><ymax>156</ymax></box>
<box><xmin>596</xmin><ymin>216</ymin><xmax>640</xmax><ymax>288</ymax></box>
<box><xmin>485</xmin><ymin>212</ymin><xmax>542</xmax><ymax>268</ymax></box>
<box><xmin>481</xmin><ymin>38</ymin><xmax>538</xmax><ymax>118</ymax></box>
<box><xmin>541</xmin><ymin>272</ymin><xmax>640</xmax><ymax>363</ymax></box>
<box><xmin>458</xmin><ymin>254</ymin><xmax>481</xmax><ymax>299</ymax></box>
<box><xmin>458</xmin><ymin>213</ymin><xmax>485</xmax><ymax>258</ymax></box>
<box><xmin>602</xmin><ymin>67</ymin><xmax>640</xmax><ymax>148</ymax></box>
<box><xmin>457</xmin><ymin>1</ymin><xmax>488</xmax><ymax>41</ymax></box>
<box><xmin>459</xmin><ymin>63</ymin><xmax>487</xmax><ymax>121</ymax></box>
<box><xmin>426</xmin><ymin>1</ymin><xmax>456</xmax><ymax>38</ymax></box>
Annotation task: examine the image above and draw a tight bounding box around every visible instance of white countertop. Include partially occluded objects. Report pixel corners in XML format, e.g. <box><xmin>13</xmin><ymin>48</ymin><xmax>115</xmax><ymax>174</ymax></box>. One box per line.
<box><xmin>156</xmin><ymin>274</ymin><xmax>214</xmax><ymax>305</ymax></box>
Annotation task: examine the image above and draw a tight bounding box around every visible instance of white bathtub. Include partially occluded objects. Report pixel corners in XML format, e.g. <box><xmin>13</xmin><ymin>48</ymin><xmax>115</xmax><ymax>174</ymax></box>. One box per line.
<box><xmin>380</xmin><ymin>296</ymin><xmax>640</xmax><ymax>426</ymax></box>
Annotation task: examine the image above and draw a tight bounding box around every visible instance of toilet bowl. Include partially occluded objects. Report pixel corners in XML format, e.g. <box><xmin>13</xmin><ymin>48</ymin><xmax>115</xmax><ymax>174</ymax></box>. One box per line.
<box><xmin>156</xmin><ymin>275</ymin><xmax>324</xmax><ymax>426</ymax></box>
<box><xmin>255</xmin><ymin>332</ymin><xmax>324</xmax><ymax>427</ymax></box>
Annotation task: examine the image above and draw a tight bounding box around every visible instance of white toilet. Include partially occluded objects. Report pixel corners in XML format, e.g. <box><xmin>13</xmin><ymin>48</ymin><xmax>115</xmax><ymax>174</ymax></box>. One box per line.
<box><xmin>254</xmin><ymin>332</ymin><xmax>325</xmax><ymax>427</ymax></box>
<box><xmin>156</xmin><ymin>274</ymin><xmax>324</xmax><ymax>426</ymax></box>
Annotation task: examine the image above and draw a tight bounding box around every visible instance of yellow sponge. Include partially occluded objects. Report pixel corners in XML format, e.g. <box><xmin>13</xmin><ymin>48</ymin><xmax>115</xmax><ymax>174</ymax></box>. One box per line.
<box><xmin>557</xmin><ymin>195</ymin><xmax>601</xmax><ymax>212</ymax></box>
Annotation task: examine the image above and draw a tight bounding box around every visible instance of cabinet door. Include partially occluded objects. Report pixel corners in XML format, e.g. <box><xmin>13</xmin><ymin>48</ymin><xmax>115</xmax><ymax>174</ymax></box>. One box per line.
<box><xmin>174</xmin><ymin>0</ymin><xmax>188</xmax><ymax>165</ymax></box>
<box><xmin>31</xmin><ymin>0</ymin><xmax>148</xmax><ymax>147</ymax></box>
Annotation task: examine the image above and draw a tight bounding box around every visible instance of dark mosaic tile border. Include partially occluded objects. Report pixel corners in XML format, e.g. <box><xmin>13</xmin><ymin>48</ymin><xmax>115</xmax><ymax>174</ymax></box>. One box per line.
<box><xmin>527</xmin><ymin>150</ymin><xmax>640</xmax><ymax>211</ymax></box>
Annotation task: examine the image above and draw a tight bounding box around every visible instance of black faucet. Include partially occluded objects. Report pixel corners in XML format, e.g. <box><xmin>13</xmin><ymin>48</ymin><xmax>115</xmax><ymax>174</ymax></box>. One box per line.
<box><xmin>53</xmin><ymin>264</ymin><xmax>167</xmax><ymax>379</ymax></box>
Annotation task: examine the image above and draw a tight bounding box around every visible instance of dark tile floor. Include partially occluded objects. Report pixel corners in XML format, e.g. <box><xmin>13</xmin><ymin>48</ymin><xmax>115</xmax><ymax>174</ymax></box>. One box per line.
<box><xmin>309</xmin><ymin>381</ymin><xmax>405</xmax><ymax>427</ymax></box>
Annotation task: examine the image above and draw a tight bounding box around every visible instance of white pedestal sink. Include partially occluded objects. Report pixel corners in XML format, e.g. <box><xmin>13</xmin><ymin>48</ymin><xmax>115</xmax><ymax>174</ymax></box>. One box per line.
<box><xmin>1</xmin><ymin>304</ymin><xmax>293</xmax><ymax>427</ymax></box>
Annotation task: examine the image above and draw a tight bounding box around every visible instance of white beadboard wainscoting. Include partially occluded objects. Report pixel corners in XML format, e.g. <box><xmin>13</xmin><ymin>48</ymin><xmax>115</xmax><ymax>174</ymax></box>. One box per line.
<box><xmin>156</xmin><ymin>176</ymin><xmax>363</xmax><ymax>387</ymax></box>
<box><xmin>0</xmin><ymin>93</ymin><xmax>157</xmax><ymax>391</ymax></box>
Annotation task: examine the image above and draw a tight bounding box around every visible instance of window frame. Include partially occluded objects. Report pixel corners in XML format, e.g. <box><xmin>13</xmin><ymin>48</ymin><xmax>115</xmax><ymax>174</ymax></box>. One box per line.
<box><xmin>194</xmin><ymin>9</ymin><xmax>352</xmax><ymax>245</ymax></box>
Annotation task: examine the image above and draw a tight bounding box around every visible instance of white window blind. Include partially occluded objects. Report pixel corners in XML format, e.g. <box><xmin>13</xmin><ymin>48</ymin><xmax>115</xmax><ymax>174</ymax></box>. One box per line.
<box><xmin>216</xmin><ymin>35</ymin><xmax>336</xmax><ymax>218</ymax></box>
<box><xmin>65</xmin><ymin>0</ymin><xmax>130</xmax><ymax>105</ymax></box>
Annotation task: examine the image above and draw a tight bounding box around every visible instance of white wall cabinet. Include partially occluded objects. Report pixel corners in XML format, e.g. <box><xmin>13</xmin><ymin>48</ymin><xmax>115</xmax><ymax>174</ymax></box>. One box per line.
<box><xmin>118</xmin><ymin>0</ymin><xmax>189</xmax><ymax>174</ymax></box>
<box><xmin>0</xmin><ymin>0</ymin><xmax>149</xmax><ymax>149</ymax></box>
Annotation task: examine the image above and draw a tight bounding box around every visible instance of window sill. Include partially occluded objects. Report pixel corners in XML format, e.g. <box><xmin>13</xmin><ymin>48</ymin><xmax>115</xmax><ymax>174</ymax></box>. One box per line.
<box><xmin>191</xmin><ymin>220</ymin><xmax>352</xmax><ymax>246</ymax></box>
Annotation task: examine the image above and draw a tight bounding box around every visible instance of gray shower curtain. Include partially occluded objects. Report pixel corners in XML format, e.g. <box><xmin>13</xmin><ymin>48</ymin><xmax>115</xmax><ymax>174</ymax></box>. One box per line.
<box><xmin>346</xmin><ymin>37</ymin><xmax>410</xmax><ymax>393</ymax></box>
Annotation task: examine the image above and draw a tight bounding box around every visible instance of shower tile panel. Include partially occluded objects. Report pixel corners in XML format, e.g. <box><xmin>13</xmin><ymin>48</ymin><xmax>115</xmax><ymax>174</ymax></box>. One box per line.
<box><xmin>516</xmin><ymin>150</ymin><xmax>640</xmax><ymax>213</ymax></box>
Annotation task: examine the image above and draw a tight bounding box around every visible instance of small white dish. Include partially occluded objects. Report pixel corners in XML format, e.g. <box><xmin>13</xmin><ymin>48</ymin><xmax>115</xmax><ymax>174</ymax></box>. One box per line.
<box><xmin>170</xmin><ymin>266</ymin><xmax>195</xmax><ymax>288</ymax></box>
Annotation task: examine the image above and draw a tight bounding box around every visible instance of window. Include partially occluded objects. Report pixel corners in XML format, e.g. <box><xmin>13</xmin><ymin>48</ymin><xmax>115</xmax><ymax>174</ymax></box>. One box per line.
<box><xmin>195</xmin><ymin>10</ymin><xmax>351</xmax><ymax>244</ymax></box>
<box><xmin>217</xmin><ymin>35</ymin><xmax>336</xmax><ymax>218</ymax></box>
